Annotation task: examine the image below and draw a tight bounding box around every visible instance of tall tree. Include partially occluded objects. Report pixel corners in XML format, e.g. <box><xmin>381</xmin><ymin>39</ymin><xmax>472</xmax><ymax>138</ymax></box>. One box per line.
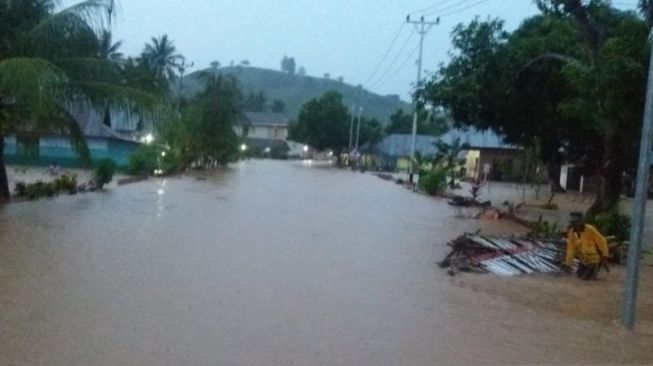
<box><xmin>424</xmin><ymin>4</ymin><xmax>649</xmax><ymax>214</ymax></box>
<box><xmin>289</xmin><ymin>91</ymin><xmax>350</xmax><ymax>152</ymax></box>
<box><xmin>281</xmin><ymin>56</ymin><xmax>296</xmax><ymax>75</ymax></box>
<box><xmin>385</xmin><ymin>108</ymin><xmax>449</xmax><ymax>136</ymax></box>
<box><xmin>142</xmin><ymin>34</ymin><xmax>182</xmax><ymax>81</ymax></box>
<box><xmin>271</xmin><ymin>99</ymin><xmax>286</xmax><ymax>113</ymax></box>
<box><xmin>243</xmin><ymin>90</ymin><xmax>267</xmax><ymax>112</ymax></box>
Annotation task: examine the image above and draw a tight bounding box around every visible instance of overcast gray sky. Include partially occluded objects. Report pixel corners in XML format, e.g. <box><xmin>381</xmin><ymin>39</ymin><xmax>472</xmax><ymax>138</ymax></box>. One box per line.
<box><xmin>106</xmin><ymin>0</ymin><xmax>638</xmax><ymax>101</ymax></box>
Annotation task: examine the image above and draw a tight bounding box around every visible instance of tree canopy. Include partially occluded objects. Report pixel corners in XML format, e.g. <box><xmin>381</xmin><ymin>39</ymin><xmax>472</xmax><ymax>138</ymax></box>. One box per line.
<box><xmin>423</xmin><ymin>1</ymin><xmax>651</xmax><ymax>213</ymax></box>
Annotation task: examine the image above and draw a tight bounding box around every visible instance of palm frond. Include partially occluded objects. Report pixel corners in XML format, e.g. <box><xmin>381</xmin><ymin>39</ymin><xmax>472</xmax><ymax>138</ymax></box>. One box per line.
<box><xmin>55</xmin><ymin>0</ymin><xmax>114</xmax><ymax>33</ymax></box>
<box><xmin>69</xmin><ymin>81</ymin><xmax>162</xmax><ymax>115</ymax></box>
<box><xmin>55</xmin><ymin>57</ymin><xmax>123</xmax><ymax>83</ymax></box>
<box><xmin>28</xmin><ymin>11</ymin><xmax>99</xmax><ymax>59</ymax></box>
<box><xmin>0</xmin><ymin>58</ymin><xmax>68</xmax><ymax>119</ymax></box>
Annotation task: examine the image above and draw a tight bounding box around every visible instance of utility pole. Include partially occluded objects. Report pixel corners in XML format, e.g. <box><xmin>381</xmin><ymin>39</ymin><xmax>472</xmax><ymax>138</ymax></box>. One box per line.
<box><xmin>406</xmin><ymin>15</ymin><xmax>439</xmax><ymax>184</ymax></box>
<box><xmin>355</xmin><ymin>106</ymin><xmax>364</xmax><ymax>151</ymax></box>
<box><xmin>348</xmin><ymin>93</ymin><xmax>358</xmax><ymax>151</ymax></box>
<box><xmin>622</xmin><ymin>30</ymin><xmax>653</xmax><ymax>330</ymax></box>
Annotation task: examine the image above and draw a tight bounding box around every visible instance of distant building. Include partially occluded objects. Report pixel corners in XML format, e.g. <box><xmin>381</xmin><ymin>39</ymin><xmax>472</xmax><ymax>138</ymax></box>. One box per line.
<box><xmin>3</xmin><ymin>107</ymin><xmax>146</xmax><ymax>167</ymax></box>
<box><xmin>361</xmin><ymin>129</ymin><xmax>522</xmax><ymax>180</ymax></box>
<box><xmin>235</xmin><ymin>112</ymin><xmax>289</xmax><ymax>140</ymax></box>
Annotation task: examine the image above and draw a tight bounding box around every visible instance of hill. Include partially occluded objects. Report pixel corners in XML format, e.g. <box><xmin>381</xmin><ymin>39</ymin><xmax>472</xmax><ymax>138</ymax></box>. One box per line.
<box><xmin>182</xmin><ymin>66</ymin><xmax>410</xmax><ymax>123</ymax></box>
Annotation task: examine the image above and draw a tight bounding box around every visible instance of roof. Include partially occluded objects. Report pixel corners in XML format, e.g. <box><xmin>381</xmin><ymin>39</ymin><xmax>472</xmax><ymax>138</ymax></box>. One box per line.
<box><xmin>370</xmin><ymin>129</ymin><xmax>515</xmax><ymax>158</ymax></box>
<box><xmin>374</xmin><ymin>134</ymin><xmax>439</xmax><ymax>157</ymax></box>
<box><xmin>439</xmin><ymin>128</ymin><xmax>513</xmax><ymax>150</ymax></box>
<box><xmin>243</xmin><ymin>112</ymin><xmax>289</xmax><ymax>126</ymax></box>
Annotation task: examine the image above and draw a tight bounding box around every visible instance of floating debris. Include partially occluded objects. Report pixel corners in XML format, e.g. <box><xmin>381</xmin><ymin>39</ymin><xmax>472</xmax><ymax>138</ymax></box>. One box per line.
<box><xmin>440</xmin><ymin>235</ymin><xmax>567</xmax><ymax>276</ymax></box>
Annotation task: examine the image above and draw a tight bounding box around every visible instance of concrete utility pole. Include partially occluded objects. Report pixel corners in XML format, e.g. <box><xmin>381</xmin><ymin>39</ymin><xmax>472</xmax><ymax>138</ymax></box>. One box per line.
<box><xmin>406</xmin><ymin>15</ymin><xmax>439</xmax><ymax>184</ymax></box>
<box><xmin>622</xmin><ymin>31</ymin><xmax>653</xmax><ymax>330</ymax></box>
<box><xmin>349</xmin><ymin>86</ymin><xmax>363</xmax><ymax>152</ymax></box>
<box><xmin>349</xmin><ymin>100</ymin><xmax>357</xmax><ymax>151</ymax></box>
<box><xmin>355</xmin><ymin>106</ymin><xmax>364</xmax><ymax>151</ymax></box>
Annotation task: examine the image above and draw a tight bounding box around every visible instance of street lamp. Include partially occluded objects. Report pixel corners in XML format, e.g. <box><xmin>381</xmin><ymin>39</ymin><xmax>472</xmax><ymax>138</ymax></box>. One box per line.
<box><xmin>142</xmin><ymin>133</ymin><xmax>154</xmax><ymax>145</ymax></box>
<box><xmin>240</xmin><ymin>144</ymin><xmax>248</xmax><ymax>152</ymax></box>
<box><xmin>303</xmin><ymin>145</ymin><xmax>309</xmax><ymax>152</ymax></box>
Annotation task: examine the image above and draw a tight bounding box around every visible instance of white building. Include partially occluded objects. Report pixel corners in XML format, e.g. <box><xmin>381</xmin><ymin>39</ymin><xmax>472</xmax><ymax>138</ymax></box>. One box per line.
<box><xmin>234</xmin><ymin>112</ymin><xmax>289</xmax><ymax>140</ymax></box>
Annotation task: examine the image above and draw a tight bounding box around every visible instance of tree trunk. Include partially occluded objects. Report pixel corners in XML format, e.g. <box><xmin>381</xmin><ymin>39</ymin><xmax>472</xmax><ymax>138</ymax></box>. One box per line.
<box><xmin>0</xmin><ymin>136</ymin><xmax>9</xmax><ymax>203</ymax></box>
<box><xmin>588</xmin><ymin>137</ymin><xmax>624</xmax><ymax>216</ymax></box>
<box><xmin>546</xmin><ymin>163</ymin><xmax>566</xmax><ymax>193</ymax></box>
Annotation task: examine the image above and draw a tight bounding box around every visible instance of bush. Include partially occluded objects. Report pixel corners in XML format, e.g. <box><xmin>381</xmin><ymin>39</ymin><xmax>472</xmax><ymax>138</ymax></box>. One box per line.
<box><xmin>94</xmin><ymin>159</ymin><xmax>116</xmax><ymax>189</ymax></box>
<box><xmin>127</xmin><ymin>145</ymin><xmax>160</xmax><ymax>176</ymax></box>
<box><xmin>529</xmin><ymin>215</ymin><xmax>559</xmax><ymax>239</ymax></box>
<box><xmin>419</xmin><ymin>169</ymin><xmax>447</xmax><ymax>195</ymax></box>
<box><xmin>589</xmin><ymin>208</ymin><xmax>631</xmax><ymax>242</ymax></box>
<box><xmin>54</xmin><ymin>174</ymin><xmax>77</xmax><ymax>193</ymax></box>
<box><xmin>14</xmin><ymin>182</ymin><xmax>27</xmax><ymax>197</ymax></box>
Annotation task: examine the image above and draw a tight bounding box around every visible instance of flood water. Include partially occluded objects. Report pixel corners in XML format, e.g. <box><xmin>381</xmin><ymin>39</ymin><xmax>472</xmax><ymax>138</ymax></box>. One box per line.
<box><xmin>1</xmin><ymin>160</ymin><xmax>651</xmax><ymax>365</ymax></box>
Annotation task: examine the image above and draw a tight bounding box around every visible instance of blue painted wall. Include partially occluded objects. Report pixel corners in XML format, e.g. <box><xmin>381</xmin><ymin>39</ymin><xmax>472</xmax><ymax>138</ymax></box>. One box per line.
<box><xmin>3</xmin><ymin>136</ymin><xmax>139</xmax><ymax>167</ymax></box>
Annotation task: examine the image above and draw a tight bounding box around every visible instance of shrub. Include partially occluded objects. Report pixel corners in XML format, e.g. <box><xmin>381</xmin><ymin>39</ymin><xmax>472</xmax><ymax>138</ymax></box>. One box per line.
<box><xmin>94</xmin><ymin>158</ymin><xmax>116</xmax><ymax>189</ymax></box>
<box><xmin>26</xmin><ymin>181</ymin><xmax>45</xmax><ymax>200</ymax></box>
<box><xmin>529</xmin><ymin>215</ymin><xmax>559</xmax><ymax>239</ymax></box>
<box><xmin>127</xmin><ymin>145</ymin><xmax>160</xmax><ymax>176</ymax></box>
<box><xmin>419</xmin><ymin>169</ymin><xmax>447</xmax><ymax>195</ymax></box>
<box><xmin>14</xmin><ymin>182</ymin><xmax>27</xmax><ymax>197</ymax></box>
<box><xmin>589</xmin><ymin>208</ymin><xmax>631</xmax><ymax>242</ymax></box>
<box><xmin>54</xmin><ymin>174</ymin><xmax>77</xmax><ymax>193</ymax></box>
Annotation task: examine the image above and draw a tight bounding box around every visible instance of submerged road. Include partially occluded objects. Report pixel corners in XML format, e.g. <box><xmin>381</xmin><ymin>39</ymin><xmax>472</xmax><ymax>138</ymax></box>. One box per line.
<box><xmin>1</xmin><ymin>160</ymin><xmax>651</xmax><ymax>365</ymax></box>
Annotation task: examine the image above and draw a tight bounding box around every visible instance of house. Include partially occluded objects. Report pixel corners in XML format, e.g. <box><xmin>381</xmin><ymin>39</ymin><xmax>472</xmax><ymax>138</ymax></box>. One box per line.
<box><xmin>440</xmin><ymin>128</ymin><xmax>521</xmax><ymax>181</ymax></box>
<box><xmin>361</xmin><ymin>129</ymin><xmax>522</xmax><ymax>180</ymax></box>
<box><xmin>3</xmin><ymin>107</ymin><xmax>146</xmax><ymax>167</ymax></box>
<box><xmin>235</xmin><ymin>112</ymin><xmax>289</xmax><ymax>140</ymax></box>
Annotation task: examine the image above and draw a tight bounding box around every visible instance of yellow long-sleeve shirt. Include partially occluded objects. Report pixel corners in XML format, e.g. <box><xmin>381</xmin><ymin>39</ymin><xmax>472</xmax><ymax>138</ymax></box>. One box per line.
<box><xmin>565</xmin><ymin>224</ymin><xmax>609</xmax><ymax>266</ymax></box>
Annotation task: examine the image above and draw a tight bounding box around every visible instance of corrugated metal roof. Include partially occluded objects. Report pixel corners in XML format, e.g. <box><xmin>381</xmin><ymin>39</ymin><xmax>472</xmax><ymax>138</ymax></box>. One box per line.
<box><xmin>243</xmin><ymin>112</ymin><xmax>289</xmax><ymax>126</ymax></box>
<box><xmin>439</xmin><ymin>128</ymin><xmax>512</xmax><ymax>149</ymax></box>
<box><xmin>374</xmin><ymin>129</ymin><xmax>514</xmax><ymax>158</ymax></box>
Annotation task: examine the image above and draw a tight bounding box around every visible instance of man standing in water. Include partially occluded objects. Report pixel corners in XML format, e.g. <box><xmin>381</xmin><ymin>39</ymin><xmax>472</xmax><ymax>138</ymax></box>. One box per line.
<box><xmin>563</xmin><ymin>212</ymin><xmax>610</xmax><ymax>280</ymax></box>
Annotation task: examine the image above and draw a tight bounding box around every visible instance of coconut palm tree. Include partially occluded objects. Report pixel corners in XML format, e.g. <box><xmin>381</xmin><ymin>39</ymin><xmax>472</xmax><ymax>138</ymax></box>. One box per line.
<box><xmin>141</xmin><ymin>35</ymin><xmax>183</xmax><ymax>82</ymax></box>
<box><xmin>98</xmin><ymin>30</ymin><xmax>123</xmax><ymax>62</ymax></box>
<box><xmin>433</xmin><ymin>137</ymin><xmax>470</xmax><ymax>189</ymax></box>
<box><xmin>0</xmin><ymin>0</ymin><xmax>157</xmax><ymax>201</ymax></box>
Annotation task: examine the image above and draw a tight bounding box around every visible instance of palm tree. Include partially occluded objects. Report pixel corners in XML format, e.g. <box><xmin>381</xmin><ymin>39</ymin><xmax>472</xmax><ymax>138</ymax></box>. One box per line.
<box><xmin>98</xmin><ymin>30</ymin><xmax>123</xmax><ymax>62</ymax></box>
<box><xmin>0</xmin><ymin>0</ymin><xmax>157</xmax><ymax>201</ymax></box>
<box><xmin>433</xmin><ymin>137</ymin><xmax>470</xmax><ymax>188</ymax></box>
<box><xmin>141</xmin><ymin>35</ymin><xmax>182</xmax><ymax>81</ymax></box>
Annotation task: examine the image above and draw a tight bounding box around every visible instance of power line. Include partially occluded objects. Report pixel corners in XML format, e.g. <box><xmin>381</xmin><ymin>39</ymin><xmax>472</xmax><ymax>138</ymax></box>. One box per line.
<box><xmin>363</xmin><ymin>23</ymin><xmax>406</xmax><ymax>86</ymax></box>
<box><xmin>372</xmin><ymin>43</ymin><xmax>420</xmax><ymax>89</ymax></box>
<box><xmin>422</xmin><ymin>0</ymin><xmax>488</xmax><ymax>17</ymax></box>
<box><xmin>368</xmin><ymin>27</ymin><xmax>417</xmax><ymax>89</ymax></box>
<box><xmin>409</xmin><ymin>0</ymin><xmax>456</xmax><ymax>16</ymax></box>
<box><xmin>427</xmin><ymin>0</ymin><xmax>491</xmax><ymax>18</ymax></box>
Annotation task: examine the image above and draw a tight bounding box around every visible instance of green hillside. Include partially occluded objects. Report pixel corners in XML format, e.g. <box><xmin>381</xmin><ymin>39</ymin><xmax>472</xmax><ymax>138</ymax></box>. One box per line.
<box><xmin>182</xmin><ymin>66</ymin><xmax>410</xmax><ymax>123</ymax></box>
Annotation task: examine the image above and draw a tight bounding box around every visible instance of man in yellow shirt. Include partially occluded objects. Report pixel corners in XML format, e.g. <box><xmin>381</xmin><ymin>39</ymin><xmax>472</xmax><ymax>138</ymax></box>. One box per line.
<box><xmin>564</xmin><ymin>212</ymin><xmax>610</xmax><ymax>280</ymax></box>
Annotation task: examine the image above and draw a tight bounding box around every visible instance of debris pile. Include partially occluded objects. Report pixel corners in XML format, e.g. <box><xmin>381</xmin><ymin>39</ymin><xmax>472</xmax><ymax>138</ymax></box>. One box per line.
<box><xmin>440</xmin><ymin>235</ymin><xmax>566</xmax><ymax>276</ymax></box>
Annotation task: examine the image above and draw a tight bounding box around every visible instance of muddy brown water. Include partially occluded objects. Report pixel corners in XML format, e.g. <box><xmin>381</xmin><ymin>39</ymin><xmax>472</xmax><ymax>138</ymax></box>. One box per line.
<box><xmin>1</xmin><ymin>160</ymin><xmax>651</xmax><ymax>365</ymax></box>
